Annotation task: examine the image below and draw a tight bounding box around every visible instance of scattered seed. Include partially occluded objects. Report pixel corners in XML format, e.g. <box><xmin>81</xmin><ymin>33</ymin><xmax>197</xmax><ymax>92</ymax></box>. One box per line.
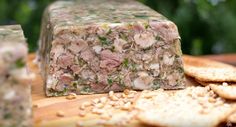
<box><xmin>187</xmin><ymin>93</ymin><xmax>192</xmax><ymax>97</ymax></box>
<box><xmin>92</xmin><ymin>98</ymin><xmax>100</xmax><ymax>104</ymax></box>
<box><xmin>33</xmin><ymin>104</ymin><xmax>38</xmax><ymax>108</ymax></box>
<box><xmin>80</xmin><ymin>101</ymin><xmax>91</xmax><ymax>110</ymax></box>
<box><xmin>109</xmin><ymin>101</ymin><xmax>116</xmax><ymax>106</ymax></box>
<box><xmin>108</xmin><ymin>91</ymin><xmax>114</xmax><ymax>97</ymax></box>
<box><xmin>144</xmin><ymin>94</ymin><xmax>153</xmax><ymax>99</ymax></box>
<box><xmin>110</xmin><ymin>95</ymin><xmax>119</xmax><ymax>101</ymax></box>
<box><xmin>121</xmin><ymin>102</ymin><xmax>131</xmax><ymax>110</ymax></box>
<box><xmin>127</xmin><ymin>93</ymin><xmax>135</xmax><ymax>98</ymax></box>
<box><xmin>100</xmin><ymin>113</ymin><xmax>111</xmax><ymax>120</ymax></box>
<box><xmin>124</xmin><ymin>89</ymin><xmax>130</xmax><ymax>95</ymax></box>
<box><xmin>208</xmin><ymin>98</ymin><xmax>216</xmax><ymax>103</ymax></box>
<box><xmin>209</xmin><ymin>91</ymin><xmax>216</xmax><ymax>97</ymax></box>
<box><xmin>95</xmin><ymin>103</ymin><xmax>104</xmax><ymax>109</ymax></box>
<box><xmin>92</xmin><ymin>108</ymin><xmax>104</xmax><ymax>115</ymax></box>
<box><xmin>99</xmin><ymin>97</ymin><xmax>107</xmax><ymax>103</ymax></box>
<box><xmin>122</xmin><ymin>93</ymin><xmax>127</xmax><ymax>98</ymax></box>
<box><xmin>56</xmin><ymin>111</ymin><xmax>65</xmax><ymax>117</ymax></box>
<box><xmin>78</xmin><ymin>111</ymin><xmax>86</xmax><ymax>117</ymax></box>
<box><xmin>66</xmin><ymin>93</ymin><xmax>77</xmax><ymax>100</ymax></box>
<box><xmin>76</xmin><ymin>122</ymin><xmax>83</xmax><ymax>127</ymax></box>
<box><xmin>197</xmin><ymin>92</ymin><xmax>204</xmax><ymax>97</ymax></box>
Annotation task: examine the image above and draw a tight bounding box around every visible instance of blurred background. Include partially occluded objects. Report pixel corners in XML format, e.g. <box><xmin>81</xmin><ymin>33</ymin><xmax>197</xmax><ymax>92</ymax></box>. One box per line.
<box><xmin>0</xmin><ymin>0</ymin><xmax>235</xmax><ymax>54</ymax></box>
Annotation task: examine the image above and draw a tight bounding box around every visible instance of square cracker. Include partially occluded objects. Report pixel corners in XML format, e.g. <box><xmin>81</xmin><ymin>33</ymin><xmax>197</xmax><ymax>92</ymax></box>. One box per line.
<box><xmin>135</xmin><ymin>87</ymin><xmax>236</xmax><ymax>127</ymax></box>
<box><xmin>183</xmin><ymin>55</ymin><xmax>236</xmax><ymax>82</ymax></box>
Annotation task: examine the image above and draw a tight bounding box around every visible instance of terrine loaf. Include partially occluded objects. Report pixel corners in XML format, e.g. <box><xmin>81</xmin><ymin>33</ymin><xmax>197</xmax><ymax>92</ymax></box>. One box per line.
<box><xmin>0</xmin><ymin>25</ymin><xmax>32</xmax><ymax>127</ymax></box>
<box><xmin>39</xmin><ymin>0</ymin><xmax>185</xmax><ymax>96</ymax></box>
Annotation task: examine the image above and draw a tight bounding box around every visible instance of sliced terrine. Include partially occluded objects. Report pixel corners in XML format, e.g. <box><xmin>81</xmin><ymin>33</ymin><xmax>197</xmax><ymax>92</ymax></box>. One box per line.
<box><xmin>39</xmin><ymin>0</ymin><xmax>185</xmax><ymax>96</ymax></box>
<box><xmin>0</xmin><ymin>25</ymin><xmax>32</xmax><ymax>127</ymax></box>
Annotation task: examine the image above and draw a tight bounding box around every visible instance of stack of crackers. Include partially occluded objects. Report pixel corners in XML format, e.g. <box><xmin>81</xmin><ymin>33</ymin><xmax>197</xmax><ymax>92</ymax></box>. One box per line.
<box><xmin>136</xmin><ymin>55</ymin><xmax>236</xmax><ymax>127</ymax></box>
<box><xmin>39</xmin><ymin>55</ymin><xmax>236</xmax><ymax>127</ymax></box>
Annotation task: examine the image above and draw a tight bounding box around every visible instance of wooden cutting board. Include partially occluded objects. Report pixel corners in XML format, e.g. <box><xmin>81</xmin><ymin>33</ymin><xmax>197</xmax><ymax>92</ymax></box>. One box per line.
<box><xmin>30</xmin><ymin>53</ymin><xmax>236</xmax><ymax>127</ymax></box>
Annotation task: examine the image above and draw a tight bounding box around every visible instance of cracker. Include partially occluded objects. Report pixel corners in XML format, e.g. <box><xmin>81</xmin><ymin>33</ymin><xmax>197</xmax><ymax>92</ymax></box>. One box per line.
<box><xmin>135</xmin><ymin>87</ymin><xmax>236</xmax><ymax>127</ymax></box>
<box><xmin>228</xmin><ymin>112</ymin><xmax>236</xmax><ymax>123</ymax></box>
<box><xmin>209</xmin><ymin>83</ymin><xmax>236</xmax><ymax>100</ymax></box>
<box><xmin>185</xmin><ymin>76</ymin><xmax>201</xmax><ymax>87</ymax></box>
<box><xmin>183</xmin><ymin>55</ymin><xmax>236</xmax><ymax>82</ymax></box>
<box><xmin>194</xmin><ymin>80</ymin><xmax>210</xmax><ymax>86</ymax></box>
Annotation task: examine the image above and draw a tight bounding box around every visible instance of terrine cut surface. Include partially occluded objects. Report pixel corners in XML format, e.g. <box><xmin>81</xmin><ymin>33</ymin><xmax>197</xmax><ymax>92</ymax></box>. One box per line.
<box><xmin>0</xmin><ymin>25</ymin><xmax>32</xmax><ymax>127</ymax></box>
<box><xmin>39</xmin><ymin>0</ymin><xmax>185</xmax><ymax>96</ymax></box>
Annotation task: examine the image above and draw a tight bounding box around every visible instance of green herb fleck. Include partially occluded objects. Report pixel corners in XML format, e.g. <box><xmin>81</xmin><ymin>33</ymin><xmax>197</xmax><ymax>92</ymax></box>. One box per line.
<box><xmin>177</xmin><ymin>67</ymin><xmax>184</xmax><ymax>73</ymax></box>
<box><xmin>63</xmin><ymin>87</ymin><xmax>68</xmax><ymax>93</ymax></box>
<box><xmin>81</xmin><ymin>86</ymin><xmax>91</xmax><ymax>93</ymax></box>
<box><xmin>144</xmin><ymin>23</ymin><xmax>149</xmax><ymax>29</ymax></box>
<box><xmin>4</xmin><ymin>113</ymin><xmax>12</xmax><ymax>119</ymax></box>
<box><xmin>119</xmin><ymin>33</ymin><xmax>128</xmax><ymax>41</ymax></box>
<box><xmin>48</xmin><ymin>87</ymin><xmax>68</xmax><ymax>96</ymax></box>
<box><xmin>122</xmin><ymin>58</ymin><xmax>129</xmax><ymax>68</ymax></box>
<box><xmin>15</xmin><ymin>58</ymin><xmax>25</xmax><ymax>68</ymax></box>
<box><xmin>106</xmin><ymin>29</ymin><xmax>112</xmax><ymax>35</ymax></box>
<box><xmin>98</xmin><ymin>36</ymin><xmax>111</xmax><ymax>46</ymax></box>
<box><xmin>153</xmin><ymin>80</ymin><xmax>161</xmax><ymax>89</ymax></box>
<box><xmin>72</xmin><ymin>82</ymin><xmax>78</xmax><ymax>88</ymax></box>
<box><xmin>111</xmin><ymin>45</ymin><xmax>115</xmax><ymax>52</ymax></box>
<box><xmin>156</xmin><ymin>36</ymin><xmax>161</xmax><ymax>41</ymax></box>
<box><xmin>107</xmin><ymin>78</ymin><xmax>113</xmax><ymax>85</ymax></box>
<box><xmin>95</xmin><ymin>76</ymin><xmax>99</xmax><ymax>83</ymax></box>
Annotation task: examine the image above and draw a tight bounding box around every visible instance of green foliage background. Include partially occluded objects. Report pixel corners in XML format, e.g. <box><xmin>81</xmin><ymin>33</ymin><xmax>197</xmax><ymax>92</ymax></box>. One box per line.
<box><xmin>0</xmin><ymin>0</ymin><xmax>236</xmax><ymax>54</ymax></box>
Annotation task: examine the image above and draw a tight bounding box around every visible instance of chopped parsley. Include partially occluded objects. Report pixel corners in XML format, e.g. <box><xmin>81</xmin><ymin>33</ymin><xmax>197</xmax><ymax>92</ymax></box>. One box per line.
<box><xmin>153</xmin><ymin>80</ymin><xmax>161</xmax><ymax>89</ymax></box>
<box><xmin>106</xmin><ymin>29</ymin><xmax>112</xmax><ymax>35</ymax></box>
<box><xmin>3</xmin><ymin>113</ymin><xmax>12</xmax><ymax>119</ymax></box>
<box><xmin>48</xmin><ymin>87</ymin><xmax>68</xmax><ymax>96</ymax></box>
<box><xmin>144</xmin><ymin>23</ymin><xmax>150</xmax><ymax>29</ymax></box>
<box><xmin>72</xmin><ymin>81</ymin><xmax>78</xmax><ymax>88</ymax></box>
<box><xmin>122</xmin><ymin>58</ymin><xmax>129</xmax><ymax>68</ymax></box>
<box><xmin>111</xmin><ymin>45</ymin><xmax>115</xmax><ymax>52</ymax></box>
<box><xmin>107</xmin><ymin>78</ymin><xmax>113</xmax><ymax>85</ymax></box>
<box><xmin>81</xmin><ymin>86</ymin><xmax>91</xmax><ymax>93</ymax></box>
<box><xmin>155</xmin><ymin>36</ymin><xmax>161</xmax><ymax>41</ymax></box>
<box><xmin>98</xmin><ymin>36</ymin><xmax>111</xmax><ymax>46</ymax></box>
<box><xmin>177</xmin><ymin>67</ymin><xmax>184</xmax><ymax>73</ymax></box>
<box><xmin>15</xmin><ymin>58</ymin><xmax>25</xmax><ymax>68</ymax></box>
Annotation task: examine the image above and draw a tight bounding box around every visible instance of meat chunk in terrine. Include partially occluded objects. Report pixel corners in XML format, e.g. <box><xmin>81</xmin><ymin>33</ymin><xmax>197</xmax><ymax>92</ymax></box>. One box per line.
<box><xmin>0</xmin><ymin>25</ymin><xmax>32</xmax><ymax>127</ymax></box>
<box><xmin>39</xmin><ymin>0</ymin><xmax>185</xmax><ymax>96</ymax></box>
